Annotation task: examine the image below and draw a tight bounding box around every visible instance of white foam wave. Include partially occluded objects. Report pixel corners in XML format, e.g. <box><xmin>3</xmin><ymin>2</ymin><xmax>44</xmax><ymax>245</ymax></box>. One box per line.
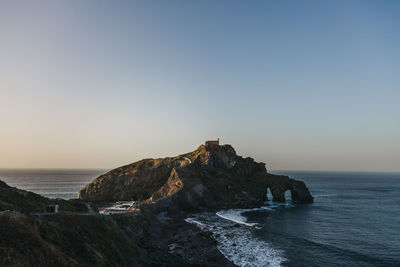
<box><xmin>216</xmin><ymin>209</ymin><xmax>257</xmax><ymax>227</ymax></box>
<box><xmin>184</xmin><ymin>217</ymin><xmax>206</xmax><ymax>227</ymax></box>
<box><xmin>216</xmin><ymin>206</ymin><xmax>279</xmax><ymax>226</ymax></box>
<box><xmin>185</xmin><ymin>212</ymin><xmax>286</xmax><ymax>267</ymax></box>
<box><xmin>217</xmin><ymin>231</ymin><xmax>285</xmax><ymax>267</ymax></box>
<box><xmin>260</xmin><ymin>206</ymin><xmax>274</xmax><ymax>211</ymax></box>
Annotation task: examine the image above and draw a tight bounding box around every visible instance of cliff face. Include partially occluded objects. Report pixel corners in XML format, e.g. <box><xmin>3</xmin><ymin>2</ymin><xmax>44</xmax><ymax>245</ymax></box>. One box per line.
<box><xmin>79</xmin><ymin>144</ymin><xmax>313</xmax><ymax>211</ymax></box>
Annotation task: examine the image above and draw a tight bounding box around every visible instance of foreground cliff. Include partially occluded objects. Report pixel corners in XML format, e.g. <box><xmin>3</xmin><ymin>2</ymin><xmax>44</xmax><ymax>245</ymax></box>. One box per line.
<box><xmin>0</xmin><ymin>180</ymin><xmax>87</xmax><ymax>213</ymax></box>
<box><xmin>0</xmin><ymin>180</ymin><xmax>232</xmax><ymax>266</ymax></box>
<box><xmin>0</xmin><ymin>181</ymin><xmax>139</xmax><ymax>266</ymax></box>
<box><xmin>79</xmin><ymin>144</ymin><xmax>313</xmax><ymax>211</ymax></box>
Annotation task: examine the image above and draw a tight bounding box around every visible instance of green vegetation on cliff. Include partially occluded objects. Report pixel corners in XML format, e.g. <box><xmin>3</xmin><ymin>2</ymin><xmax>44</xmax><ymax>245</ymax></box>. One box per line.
<box><xmin>0</xmin><ymin>213</ymin><xmax>140</xmax><ymax>266</ymax></box>
<box><xmin>0</xmin><ymin>180</ymin><xmax>87</xmax><ymax>214</ymax></box>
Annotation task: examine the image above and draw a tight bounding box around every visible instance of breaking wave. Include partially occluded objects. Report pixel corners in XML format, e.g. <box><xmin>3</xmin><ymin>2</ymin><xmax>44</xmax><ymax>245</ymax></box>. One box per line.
<box><xmin>185</xmin><ymin>203</ymin><xmax>292</xmax><ymax>267</ymax></box>
<box><xmin>216</xmin><ymin>209</ymin><xmax>258</xmax><ymax>227</ymax></box>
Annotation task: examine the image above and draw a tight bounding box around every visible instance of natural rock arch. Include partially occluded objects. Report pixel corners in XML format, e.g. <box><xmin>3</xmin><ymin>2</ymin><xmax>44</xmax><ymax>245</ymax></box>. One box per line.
<box><xmin>264</xmin><ymin>174</ymin><xmax>313</xmax><ymax>203</ymax></box>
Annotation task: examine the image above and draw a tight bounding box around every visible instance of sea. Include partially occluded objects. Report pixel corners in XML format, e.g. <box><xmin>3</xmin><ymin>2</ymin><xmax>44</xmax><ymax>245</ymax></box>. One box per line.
<box><xmin>0</xmin><ymin>169</ymin><xmax>106</xmax><ymax>199</ymax></box>
<box><xmin>1</xmin><ymin>169</ymin><xmax>399</xmax><ymax>267</ymax></box>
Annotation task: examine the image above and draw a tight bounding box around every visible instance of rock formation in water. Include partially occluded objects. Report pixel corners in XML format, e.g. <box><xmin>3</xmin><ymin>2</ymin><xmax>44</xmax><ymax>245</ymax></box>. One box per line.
<box><xmin>79</xmin><ymin>144</ymin><xmax>313</xmax><ymax>211</ymax></box>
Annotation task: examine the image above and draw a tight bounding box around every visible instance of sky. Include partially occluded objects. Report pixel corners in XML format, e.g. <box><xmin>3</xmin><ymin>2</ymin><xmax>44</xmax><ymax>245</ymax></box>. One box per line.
<box><xmin>0</xmin><ymin>0</ymin><xmax>399</xmax><ymax>171</ymax></box>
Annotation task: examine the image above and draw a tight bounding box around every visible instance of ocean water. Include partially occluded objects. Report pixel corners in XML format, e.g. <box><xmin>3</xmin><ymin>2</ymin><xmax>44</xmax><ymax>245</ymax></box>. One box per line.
<box><xmin>0</xmin><ymin>169</ymin><xmax>105</xmax><ymax>199</ymax></box>
<box><xmin>186</xmin><ymin>171</ymin><xmax>400</xmax><ymax>267</ymax></box>
<box><xmin>1</xmin><ymin>169</ymin><xmax>399</xmax><ymax>266</ymax></box>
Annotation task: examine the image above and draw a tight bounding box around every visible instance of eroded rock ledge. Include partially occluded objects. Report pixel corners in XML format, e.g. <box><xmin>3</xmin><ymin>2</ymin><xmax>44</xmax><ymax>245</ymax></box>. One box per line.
<box><xmin>79</xmin><ymin>144</ymin><xmax>313</xmax><ymax>211</ymax></box>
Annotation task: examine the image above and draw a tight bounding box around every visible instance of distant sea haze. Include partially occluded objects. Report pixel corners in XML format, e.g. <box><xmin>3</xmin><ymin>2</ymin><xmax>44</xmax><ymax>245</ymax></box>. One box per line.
<box><xmin>1</xmin><ymin>169</ymin><xmax>399</xmax><ymax>266</ymax></box>
<box><xmin>0</xmin><ymin>169</ymin><xmax>105</xmax><ymax>199</ymax></box>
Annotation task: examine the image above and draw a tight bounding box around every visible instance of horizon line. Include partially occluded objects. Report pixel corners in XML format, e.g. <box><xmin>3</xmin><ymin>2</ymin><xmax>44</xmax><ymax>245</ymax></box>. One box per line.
<box><xmin>0</xmin><ymin>167</ymin><xmax>399</xmax><ymax>174</ymax></box>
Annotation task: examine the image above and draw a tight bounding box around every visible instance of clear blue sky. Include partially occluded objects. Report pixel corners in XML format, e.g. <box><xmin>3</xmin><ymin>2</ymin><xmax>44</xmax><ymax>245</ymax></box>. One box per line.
<box><xmin>0</xmin><ymin>0</ymin><xmax>399</xmax><ymax>171</ymax></box>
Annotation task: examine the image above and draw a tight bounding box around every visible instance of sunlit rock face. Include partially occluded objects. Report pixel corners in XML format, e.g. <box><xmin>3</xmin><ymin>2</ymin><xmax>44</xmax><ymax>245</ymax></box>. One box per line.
<box><xmin>79</xmin><ymin>144</ymin><xmax>313</xmax><ymax>211</ymax></box>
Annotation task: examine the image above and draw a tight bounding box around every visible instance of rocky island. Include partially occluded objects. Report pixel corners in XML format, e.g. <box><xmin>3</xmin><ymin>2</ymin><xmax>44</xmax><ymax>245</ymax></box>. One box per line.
<box><xmin>1</xmin><ymin>142</ymin><xmax>313</xmax><ymax>266</ymax></box>
<box><xmin>79</xmin><ymin>141</ymin><xmax>313</xmax><ymax>210</ymax></box>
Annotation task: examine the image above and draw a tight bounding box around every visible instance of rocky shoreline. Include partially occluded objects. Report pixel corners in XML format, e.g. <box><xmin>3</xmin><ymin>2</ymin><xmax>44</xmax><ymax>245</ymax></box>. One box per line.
<box><xmin>116</xmin><ymin>212</ymin><xmax>236</xmax><ymax>266</ymax></box>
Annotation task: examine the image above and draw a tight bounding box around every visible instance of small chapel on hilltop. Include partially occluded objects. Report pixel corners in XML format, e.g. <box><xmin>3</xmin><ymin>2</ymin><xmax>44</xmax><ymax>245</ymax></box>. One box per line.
<box><xmin>205</xmin><ymin>138</ymin><xmax>219</xmax><ymax>147</ymax></box>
